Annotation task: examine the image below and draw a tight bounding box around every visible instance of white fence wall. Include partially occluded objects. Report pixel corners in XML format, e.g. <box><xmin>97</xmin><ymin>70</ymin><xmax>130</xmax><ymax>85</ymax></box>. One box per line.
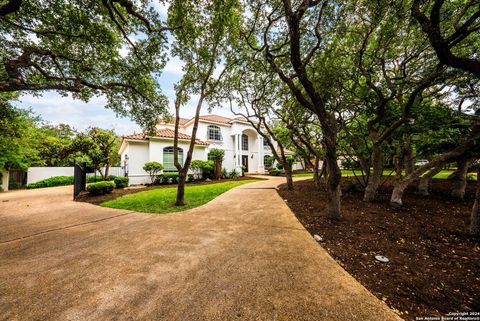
<box><xmin>27</xmin><ymin>167</ymin><xmax>124</xmax><ymax>184</ymax></box>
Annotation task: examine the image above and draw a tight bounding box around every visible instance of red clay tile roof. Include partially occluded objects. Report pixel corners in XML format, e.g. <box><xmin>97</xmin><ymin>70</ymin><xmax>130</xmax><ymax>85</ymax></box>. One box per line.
<box><xmin>124</xmin><ymin>128</ymin><xmax>208</xmax><ymax>145</ymax></box>
<box><xmin>197</xmin><ymin>115</ymin><xmax>233</xmax><ymax>124</ymax></box>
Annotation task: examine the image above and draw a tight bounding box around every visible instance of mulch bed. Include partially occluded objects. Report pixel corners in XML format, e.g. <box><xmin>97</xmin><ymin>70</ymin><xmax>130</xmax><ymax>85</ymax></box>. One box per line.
<box><xmin>278</xmin><ymin>178</ymin><xmax>480</xmax><ymax>320</ymax></box>
<box><xmin>77</xmin><ymin>176</ymin><xmax>260</xmax><ymax>205</ymax></box>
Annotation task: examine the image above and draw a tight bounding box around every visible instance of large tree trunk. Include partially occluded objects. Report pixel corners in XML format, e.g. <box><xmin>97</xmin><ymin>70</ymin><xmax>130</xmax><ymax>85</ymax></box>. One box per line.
<box><xmin>313</xmin><ymin>157</ymin><xmax>321</xmax><ymax>188</ymax></box>
<box><xmin>324</xmin><ymin>123</ymin><xmax>342</xmax><ymax>220</ymax></box>
<box><xmin>284</xmin><ymin>163</ymin><xmax>294</xmax><ymax>190</ymax></box>
<box><xmin>214</xmin><ymin>160</ymin><xmax>222</xmax><ymax>180</ymax></box>
<box><xmin>390</xmin><ymin>180</ymin><xmax>409</xmax><ymax>207</ymax></box>
<box><xmin>363</xmin><ymin>143</ymin><xmax>383</xmax><ymax>202</ymax></box>
<box><xmin>175</xmin><ymin>170</ymin><xmax>187</xmax><ymax>206</ymax></box>
<box><xmin>470</xmin><ymin>168</ymin><xmax>480</xmax><ymax>237</ymax></box>
<box><xmin>418</xmin><ymin>165</ymin><xmax>443</xmax><ymax>196</ymax></box>
<box><xmin>451</xmin><ymin>159</ymin><xmax>469</xmax><ymax>200</ymax></box>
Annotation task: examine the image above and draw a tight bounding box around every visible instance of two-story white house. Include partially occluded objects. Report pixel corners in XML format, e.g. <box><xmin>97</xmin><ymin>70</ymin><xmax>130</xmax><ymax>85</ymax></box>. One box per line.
<box><xmin>119</xmin><ymin>114</ymin><xmax>282</xmax><ymax>185</ymax></box>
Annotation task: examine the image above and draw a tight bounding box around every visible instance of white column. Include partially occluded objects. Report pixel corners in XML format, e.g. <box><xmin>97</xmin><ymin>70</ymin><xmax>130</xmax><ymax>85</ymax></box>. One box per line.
<box><xmin>258</xmin><ymin>136</ymin><xmax>264</xmax><ymax>173</ymax></box>
<box><xmin>237</xmin><ymin>134</ymin><xmax>242</xmax><ymax>167</ymax></box>
<box><xmin>234</xmin><ymin>134</ymin><xmax>238</xmax><ymax>168</ymax></box>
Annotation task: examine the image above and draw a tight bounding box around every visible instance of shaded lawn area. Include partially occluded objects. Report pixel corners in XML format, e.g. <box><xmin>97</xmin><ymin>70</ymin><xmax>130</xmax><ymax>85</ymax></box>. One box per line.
<box><xmin>293</xmin><ymin>169</ymin><xmax>464</xmax><ymax>179</ymax></box>
<box><xmin>101</xmin><ymin>180</ymin><xmax>257</xmax><ymax>214</ymax></box>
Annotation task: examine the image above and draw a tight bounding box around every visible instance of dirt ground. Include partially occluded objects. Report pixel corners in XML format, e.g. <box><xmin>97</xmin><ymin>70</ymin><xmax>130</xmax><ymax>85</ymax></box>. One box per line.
<box><xmin>278</xmin><ymin>178</ymin><xmax>480</xmax><ymax>320</ymax></box>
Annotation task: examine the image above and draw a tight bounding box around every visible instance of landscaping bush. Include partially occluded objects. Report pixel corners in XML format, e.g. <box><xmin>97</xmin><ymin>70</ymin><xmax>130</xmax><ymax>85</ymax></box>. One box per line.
<box><xmin>143</xmin><ymin>161</ymin><xmax>164</xmax><ymax>184</ymax></box>
<box><xmin>86</xmin><ymin>176</ymin><xmax>105</xmax><ymax>183</ymax></box>
<box><xmin>228</xmin><ymin>169</ymin><xmax>239</xmax><ymax>179</ymax></box>
<box><xmin>87</xmin><ymin>181</ymin><xmax>115</xmax><ymax>196</ymax></box>
<box><xmin>269</xmin><ymin>168</ymin><xmax>281</xmax><ymax>176</ymax></box>
<box><xmin>221</xmin><ymin>168</ymin><xmax>228</xmax><ymax>179</ymax></box>
<box><xmin>27</xmin><ymin>176</ymin><xmax>74</xmax><ymax>189</ymax></box>
<box><xmin>208</xmin><ymin>148</ymin><xmax>225</xmax><ymax>179</ymax></box>
<box><xmin>113</xmin><ymin>176</ymin><xmax>129</xmax><ymax>188</ymax></box>
<box><xmin>191</xmin><ymin>160</ymin><xmax>214</xmax><ymax>179</ymax></box>
<box><xmin>187</xmin><ymin>174</ymin><xmax>194</xmax><ymax>182</ymax></box>
<box><xmin>163</xmin><ymin>172</ymin><xmax>179</xmax><ymax>184</ymax></box>
<box><xmin>190</xmin><ymin>160</ymin><xmax>204</xmax><ymax>180</ymax></box>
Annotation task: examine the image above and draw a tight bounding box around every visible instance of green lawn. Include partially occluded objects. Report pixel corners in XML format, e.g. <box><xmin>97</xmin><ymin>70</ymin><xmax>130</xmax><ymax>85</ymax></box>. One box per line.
<box><xmin>101</xmin><ymin>180</ymin><xmax>257</xmax><ymax>214</ymax></box>
<box><xmin>292</xmin><ymin>169</ymin><xmax>462</xmax><ymax>179</ymax></box>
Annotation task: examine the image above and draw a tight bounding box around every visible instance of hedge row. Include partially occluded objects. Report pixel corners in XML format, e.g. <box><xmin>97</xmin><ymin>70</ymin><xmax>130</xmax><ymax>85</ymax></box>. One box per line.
<box><xmin>87</xmin><ymin>181</ymin><xmax>116</xmax><ymax>196</ymax></box>
<box><xmin>26</xmin><ymin>175</ymin><xmax>126</xmax><ymax>189</ymax></box>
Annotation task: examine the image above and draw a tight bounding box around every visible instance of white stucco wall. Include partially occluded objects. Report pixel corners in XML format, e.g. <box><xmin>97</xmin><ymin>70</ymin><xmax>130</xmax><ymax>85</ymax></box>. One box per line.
<box><xmin>125</xmin><ymin>139</ymin><xmax>208</xmax><ymax>185</ymax></box>
<box><xmin>27</xmin><ymin>167</ymin><xmax>74</xmax><ymax>184</ymax></box>
<box><xmin>126</xmin><ymin>141</ymin><xmax>150</xmax><ymax>185</ymax></box>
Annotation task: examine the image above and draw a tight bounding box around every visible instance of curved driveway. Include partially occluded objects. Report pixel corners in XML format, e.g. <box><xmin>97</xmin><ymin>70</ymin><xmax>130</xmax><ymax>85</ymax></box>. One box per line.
<box><xmin>0</xmin><ymin>178</ymin><xmax>401</xmax><ymax>321</ymax></box>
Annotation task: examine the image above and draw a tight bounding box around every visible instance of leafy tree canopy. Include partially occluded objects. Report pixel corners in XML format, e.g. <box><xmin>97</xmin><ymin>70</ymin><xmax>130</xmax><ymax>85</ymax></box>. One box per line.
<box><xmin>0</xmin><ymin>0</ymin><xmax>171</xmax><ymax>130</ymax></box>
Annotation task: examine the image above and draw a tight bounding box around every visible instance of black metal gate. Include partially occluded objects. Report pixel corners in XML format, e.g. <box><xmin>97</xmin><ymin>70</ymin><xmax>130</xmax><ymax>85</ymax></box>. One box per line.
<box><xmin>73</xmin><ymin>162</ymin><xmax>87</xmax><ymax>200</ymax></box>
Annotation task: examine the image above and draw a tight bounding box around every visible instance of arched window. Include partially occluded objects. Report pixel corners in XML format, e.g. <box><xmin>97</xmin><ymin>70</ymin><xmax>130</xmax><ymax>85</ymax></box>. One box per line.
<box><xmin>163</xmin><ymin>146</ymin><xmax>183</xmax><ymax>172</ymax></box>
<box><xmin>241</xmin><ymin>134</ymin><xmax>248</xmax><ymax>151</ymax></box>
<box><xmin>264</xmin><ymin>155</ymin><xmax>273</xmax><ymax>169</ymax></box>
<box><xmin>207</xmin><ymin>125</ymin><xmax>222</xmax><ymax>141</ymax></box>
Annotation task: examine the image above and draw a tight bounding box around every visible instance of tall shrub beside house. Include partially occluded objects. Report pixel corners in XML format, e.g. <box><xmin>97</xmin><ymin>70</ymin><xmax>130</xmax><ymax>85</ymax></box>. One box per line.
<box><xmin>143</xmin><ymin>161</ymin><xmax>164</xmax><ymax>184</ymax></box>
<box><xmin>208</xmin><ymin>148</ymin><xmax>225</xmax><ymax>180</ymax></box>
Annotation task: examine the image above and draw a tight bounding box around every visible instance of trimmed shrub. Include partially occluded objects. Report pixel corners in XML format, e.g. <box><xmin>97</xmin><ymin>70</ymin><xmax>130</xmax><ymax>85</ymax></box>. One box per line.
<box><xmin>163</xmin><ymin>172</ymin><xmax>179</xmax><ymax>183</ymax></box>
<box><xmin>113</xmin><ymin>176</ymin><xmax>129</xmax><ymax>188</ymax></box>
<box><xmin>143</xmin><ymin>161</ymin><xmax>164</xmax><ymax>184</ymax></box>
<box><xmin>87</xmin><ymin>181</ymin><xmax>115</xmax><ymax>196</ymax></box>
<box><xmin>27</xmin><ymin>176</ymin><xmax>74</xmax><ymax>189</ymax></box>
<box><xmin>221</xmin><ymin>168</ymin><xmax>228</xmax><ymax>179</ymax></box>
<box><xmin>269</xmin><ymin>168</ymin><xmax>281</xmax><ymax>176</ymax></box>
<box><xmin>187</xmin><ymin>174</ymin><xmax>194</xmax><ymax>182</ymax></box>
<box><xmin>228</xmin><ymin>169</ymin><xmax>239</xmax><ymax>179</ymax></box>
<box><xmin>87</xmin><ymin>176</ymin><xmax>105</xmax><ymax>183</ymax></box>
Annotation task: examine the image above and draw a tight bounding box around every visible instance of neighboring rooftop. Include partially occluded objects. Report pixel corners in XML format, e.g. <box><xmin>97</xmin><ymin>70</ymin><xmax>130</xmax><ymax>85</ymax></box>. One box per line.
<box><xmin>123</xmin><ymin>128</ymin><xmax>208</xmax><ymax>145</ymax></box>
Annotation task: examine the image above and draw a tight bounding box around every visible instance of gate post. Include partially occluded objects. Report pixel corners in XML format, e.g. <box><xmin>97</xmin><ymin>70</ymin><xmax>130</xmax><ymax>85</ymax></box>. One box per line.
<box><xmin>73</xmin><ymin>162</ymin><xmax>87</xmax><ymax>200</ymax></box>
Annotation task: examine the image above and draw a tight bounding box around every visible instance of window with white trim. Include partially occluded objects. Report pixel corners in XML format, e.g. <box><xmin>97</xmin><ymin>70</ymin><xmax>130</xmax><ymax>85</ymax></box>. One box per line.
<box><xmin>242</xmin><ymin>134</ymin><xmax>248</xmax><ymax>151</ymax></box>
<box><xmin>163</xmin><ymin>146</ymin><xmax>183</xmax><ymax>172</ymax></box>
<box><xmin>207</xmin><ymin>125</ymin><xmax>222</xmax><ymax>141</ymax></box>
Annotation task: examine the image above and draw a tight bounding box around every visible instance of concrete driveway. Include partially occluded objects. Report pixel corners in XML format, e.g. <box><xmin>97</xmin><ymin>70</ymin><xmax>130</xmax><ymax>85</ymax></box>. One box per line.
<box><xmin>0</xmin><ymin>178</ymin><xmax>401</xmax><ymax>321</ymax></box>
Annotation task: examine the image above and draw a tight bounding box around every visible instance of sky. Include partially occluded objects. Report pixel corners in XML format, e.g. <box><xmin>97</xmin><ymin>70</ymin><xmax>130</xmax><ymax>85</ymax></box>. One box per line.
<box><xmin>12</xmin><ymin>2</ymin><xmax>236</xmax><ymax>136</ymax></box>
<box><xmin>13</xmin><ymin>55</ymin><xmax>235</xmax><ymax>136</ymax></box>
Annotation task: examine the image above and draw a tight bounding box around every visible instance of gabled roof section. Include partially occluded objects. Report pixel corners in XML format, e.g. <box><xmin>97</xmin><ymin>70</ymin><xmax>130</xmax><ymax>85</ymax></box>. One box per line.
<box><xmin>123</xmin><ymin>128</ymin><xmax>208</xmax><ymax>145</ymax></box>
<box><xmin>198</xmin><ymin>115</ymin><xmax>232</xmax><ymax>124</ymax></box>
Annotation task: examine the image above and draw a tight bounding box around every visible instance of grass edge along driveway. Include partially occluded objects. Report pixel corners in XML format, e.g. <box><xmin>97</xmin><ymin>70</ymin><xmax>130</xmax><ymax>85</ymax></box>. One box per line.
<box><xmin>101</xmin><ymin>179</ymin><xmax>257</xmax><ymax>214</ymax></box>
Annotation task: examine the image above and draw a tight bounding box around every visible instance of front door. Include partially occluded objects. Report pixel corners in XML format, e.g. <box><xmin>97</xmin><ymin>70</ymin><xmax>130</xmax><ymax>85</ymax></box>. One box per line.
<box><xmin>241</xmin><ymin>155</ymin><xmax>249</xmax><ymax>172</ymax></box>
